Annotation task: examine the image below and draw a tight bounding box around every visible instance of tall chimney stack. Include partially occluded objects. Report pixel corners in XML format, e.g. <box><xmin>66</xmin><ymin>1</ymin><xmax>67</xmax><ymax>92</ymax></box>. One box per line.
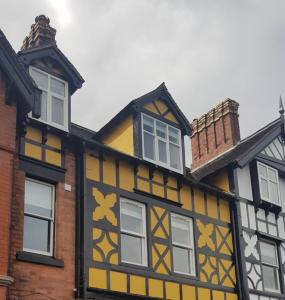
<box><xmin>191</xmin><ymin>99</ymin><xmax>240</xmax><ymax>170</ymax></box>
<box><xmin>21</xmin><ymin>15</ymin><xmax>56</xmax><ymax>51</ymax></box>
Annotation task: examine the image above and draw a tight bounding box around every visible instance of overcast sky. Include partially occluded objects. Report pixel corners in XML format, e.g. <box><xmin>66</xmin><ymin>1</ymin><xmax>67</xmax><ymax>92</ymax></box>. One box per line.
<box><xmin>1</xmin><ymin>0</ymin><xmax>285</xmax><ymax>163</ymax></box>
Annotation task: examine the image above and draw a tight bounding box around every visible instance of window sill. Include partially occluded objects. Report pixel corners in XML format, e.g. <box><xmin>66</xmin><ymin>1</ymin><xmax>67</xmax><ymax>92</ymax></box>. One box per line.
<box><xmin>16</xmin><ymin>251</ymin><xmax>64</xmax><ymax>268</ymax></box>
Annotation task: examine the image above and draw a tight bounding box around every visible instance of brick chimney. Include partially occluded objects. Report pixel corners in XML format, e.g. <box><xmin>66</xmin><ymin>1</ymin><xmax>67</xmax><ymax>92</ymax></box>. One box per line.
<box><xmin>21</xmin><ymin>15</ymin><xmax>56</xmax><ymax>50</ymax></box>
<box><xmin>191</xmin><ymin>99</ymin><xmax>240</xmax><ymax>170</ymax></box>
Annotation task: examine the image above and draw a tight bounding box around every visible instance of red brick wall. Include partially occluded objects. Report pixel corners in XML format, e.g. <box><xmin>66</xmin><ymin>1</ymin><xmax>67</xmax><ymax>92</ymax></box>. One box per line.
<box><xmin>9</xmin><ymin>150</ymin><xmax>78</xmax><ymax>300</ymax></box>
<box><xmin>0</xmin><ymin>72</ymin><xmax>17</xmax><ymax>299</ymax></box>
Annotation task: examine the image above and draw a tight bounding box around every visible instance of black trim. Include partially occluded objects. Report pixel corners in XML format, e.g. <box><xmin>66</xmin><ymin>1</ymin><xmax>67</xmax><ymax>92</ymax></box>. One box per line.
<box><xmin>16</xmin><ymin>251</ymin><xmax>64</xmax><ymax>267</ymax></box>
<box><xmin>19</xmin><ymin>155</ymin><xmax>65</xmax><ymax>182</ymax></box>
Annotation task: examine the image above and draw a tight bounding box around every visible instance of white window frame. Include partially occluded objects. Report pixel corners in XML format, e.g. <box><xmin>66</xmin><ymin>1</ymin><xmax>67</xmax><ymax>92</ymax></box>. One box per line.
<box><xmin>23</xmin><ymin>178</ymin><xmax>55</xmax><ymax>256</ymax></box>
<box><xmin>29</xmin><ymin>66</ymin><xmax>69</xmax><ymax>131</ymax></box>
<box><xmin>120</xmin><ymin>198</ymin><xmax>148</xmax><ymax>266</ymax></box>
<box><xmin>171</xmin><ymin>213</ymin><xmax>195</xmax><ymax>276</ymax></box>
<box><xmin>141</xmin><ymin>113</ymin><xmax>183</xmax><ymax>173</ymax></box>
<box><xmin>257</xmin><ymin>162</ymin><xmax>281</xmax><ymax>206</ymax></box>
<box><xmin>260</xmin><ymin>240</ymin><xmax>280</xmax><ymax>293</ymax></box>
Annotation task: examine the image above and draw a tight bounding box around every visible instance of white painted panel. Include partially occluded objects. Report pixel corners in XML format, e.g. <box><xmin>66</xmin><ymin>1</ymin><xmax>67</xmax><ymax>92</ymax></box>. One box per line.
<box><xmin>277</xmin><ymin>217</ymin><xmax>285</xmax><ymax>239</ymax></box>
<box><xmin>268</xmin><ymin>224</ymin><xmax>277</xmax><ymax>236</ymax></box>
<box><xmin>249</xmin><ymin>295</ymin><xmax>258</xmax><ymax>300</ymax></box>
<box><xmin>260</xmin><ymin>297</ymin><xmax>270</xmax><ymax>300</ymax></box>
<box><xmin>267</xmin><ymin>212</ymin><xmax>276</xmax><ymax>224</ymax></box>
<box><xmin>257</xmin><ymin>220</ymin><xmax>267</xmax><ymax>233</ymax></box>
<box><xmin>248</xmin><ymin>204</ymin><xmax>257</xmax><ymax>230</ymax></box>
<box><xmin>237</xmin><ymin>165</ymin><xmax>253</xmax><ymax>201</ymax></box>
<box><xmin>257</xmin><ymin>209</ymin><xmax>266</xmax><ymax>221</ymax></box>
<box><xmin>279</xmin><ymin>177</ymin><xmax>285</xmax><ymax>213</ymax></box>
<box><xmin>240</xmin><ymin>202</ymin><xmax>249</xmax><ymax>228</ymax></box>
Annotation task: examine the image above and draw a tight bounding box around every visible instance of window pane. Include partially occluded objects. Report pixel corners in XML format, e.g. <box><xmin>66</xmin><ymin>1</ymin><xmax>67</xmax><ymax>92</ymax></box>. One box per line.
<box><xmin>40</xmin><ymin>91</ymin><xmax>47</xmax><ymax>121</ymax></box>
<box><xmin>170</xmin><ymin>143</ymin><xmax>181</xmax><ymax>170</ymax></box>
<box><xmin>143</xmin><ymin>115</ymin><xmax>154</xmax><ymax>133</ymax></box>
<box><xmin>24</xmin><ymin>180</ymin><xmax>53</xmax><ymax>218</ymax></box>
<box><xmin>121</xmin><ymin>201</ymin><xmax>143</xmax><ymax>234</ymax></box>
<box><xmin>23</xmin><ymin>215</ymin><xmax>50</xmax><ymax>253</ymax></box>
<box><xmin>262</xmin><ymin>265</ymin><xmax>279</xmax><ymax>291</ymax></box>
<box><xmin>144</xmin><ymin>132</ymin><xmax>155</xmax><ymax>160</ymax></box>
<box><xmin>51</xmin><ymin>96</ymin><xmax>64</xmax><ymax>125</ymax></box>
<box><xmin>269</xmin><ymin>182</ymin><xmax>279</xmax><ymax>204</ymax></box>
<box><xmin>260</xmin><ymin>178</ymin><xmax>269</xmax><ymax>199</ymax></box>
<box><xmin>30</xmin><ymin>68</ymin><xmax>48</xmax><ymax>90</ymax></box>
<box><xmin>121</xmin><ymin>234</ymin><xmax>143</xmax><ymax>264</ymax></box>
<box><xmin>260</xmin><ymin>242</ymin><xmax>277</xmax><ymax>265</ymax></box>
<box><xmin>169</xmin><ymin>127</ymin><xmax>179</xmax><ymax>144</ymax></box>
<box><xmin>172</xmin><ymin>216</ymin><xmax>191</xmax><ymax>246</ymax></box>
<box><xmin>258</xmin><ymin>164</ymin><xmax>267</xmax><ymax>177</ymax></box>
<box><xmin>173</xmin><ymin>246</ymin><xmax>190</xmax><ymax>274</ymax></box>
<box><xmin>158</xmin><ymin>140</ymin><xmax>167</xmax><ymax>163</ymax></box>
<box><xmin>51</xmin><ymin>77</ymin><xmax>65</xmax><ymax>96</ymax></box>
<box><xmin>156</xmin><ymin>121</ymin><xmax>166</xmax><ymax>139</ymax></box>
<box><xmin>268</xmin><ymin>168</ymin><xmax>277</xmax><ymax>182</ymax></box>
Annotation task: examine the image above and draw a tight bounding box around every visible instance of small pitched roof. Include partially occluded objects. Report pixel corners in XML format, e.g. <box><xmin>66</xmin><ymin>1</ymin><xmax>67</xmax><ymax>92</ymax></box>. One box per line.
<box><xmin>96</xmin><ymin>83</ymin><xmax>192</xmax><ymax>139</ymax></box>
<box><xmin>18</xmin><ymin>44</ymin><xmax>84</xmax><ymax>95</ymax></box>
<box><xmin>193</xmin><ymin>118</ymin><xmax>281</xmax><ymax>180</ymax></box>
<box><xmin>0</xmin><ymin>29</ymin><xmax>39</xmax><ymax>115</ymax></box>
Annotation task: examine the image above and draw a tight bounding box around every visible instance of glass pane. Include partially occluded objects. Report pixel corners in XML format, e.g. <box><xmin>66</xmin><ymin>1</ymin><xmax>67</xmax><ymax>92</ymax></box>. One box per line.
<box><xmin>260</xmin><ymin>242</ymin><xmax>277</xmax><ymax>265</ymax></box>
<box><xmin>40</xmin><ymin>91</ymin><xmax>47</xmax><ymax>121</ymax></box>
<box><xmin>258</xmin><ymin>164</ymin><xmax>267</xmax><ymax>177</ymax></box>
<box><xmin>262</xmin><ymin>265</ymin><xmax>279</xmax><ymax>291</ymax></box>
<box><xmin>121</xmin><ymin>201</ymin><xmax>143</xmax><ymax>234</ymax></box>
<box><xmin>30</xmin><ymin>68</ymin><xmax>48</xmax><ymax>90</ymax></box>
<box><xmin>268</xmin><ymin>168</ymin><xmax>277</xmax><ymax>182</ymax></box>
<box><xmin>23</xmin><ymin>215</ymin><xmax>50</xmax><ymax>253</ymax></box>
<box><xmin>172</xmin><ymin>216</ymin><xmax>191</xmax><ymax>246</ymax></box>
<box><xmin>173</xmin><ymin>246</ymin><xmax>190</xmax><ymax>274</ymax></box>
<box><xmin>260</xmin><ymin>178</ymin><xmax>269</xmax><ymax>199</ymax></box>
<box><xmin>170</xmin><ymin>143</ymin><xmax>181</xmax><ymax>170</ymax></box>
<box><xmin>158</xmin><ymin>140</ymin><xmax>167</xmax><ymax>163</ymax></box>
<box><xmin>51</xmin><ymin>77</ymin><xmax>65</xmax><ymax>96</ymax></box>
<box><xmin>51</xmin><ymin>96</ymin><xmax>64</xmax><ymax>125</ymax></box>
<box><xmin>169</xmin><ymin>127</ymin><xmax>179</xmax><ymax>144</ymax></box>
<box><xmin>143</xmin><ymin>115</ymin><xmax>154</xmax><ymax>133</ymax></box>
<box><xmin>269</xmin><ymin>182</ymin><xmax>279</xmax><ymax>204</ymax></box>
<box><xmin>24</xmin><ymin>180</ymin><xmax>53</xmax><ymax>218</ymax></box>
<box><xmin>144</xmin><ymin>132</ymin><xmax>155</xmax><ymax>160</ymax></box>
<box><xmin>156</xmin><ymin>121</ymin><xmax>166</xmax><ymax>139</ymax></box>
<box><xmin>121</xmin><ymin>234</ymin><xmax>143</xmax><ymax>265</ymax></box>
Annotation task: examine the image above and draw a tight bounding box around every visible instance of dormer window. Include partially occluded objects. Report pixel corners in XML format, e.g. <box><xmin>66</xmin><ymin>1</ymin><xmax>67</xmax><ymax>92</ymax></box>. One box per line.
<box><xmin>257</xmin><ymin>162</ymin><xmax>280</xmax><ymax>206</ymax></box>
<box><xmin>29</xmin><ymin>66</ymin><xmax>68</xmax><ymax>131</ymax></box>
<box><xmin>142</xmin><ymin>113</ymin><xmax>182</xmax><ymax>173</ymax></box>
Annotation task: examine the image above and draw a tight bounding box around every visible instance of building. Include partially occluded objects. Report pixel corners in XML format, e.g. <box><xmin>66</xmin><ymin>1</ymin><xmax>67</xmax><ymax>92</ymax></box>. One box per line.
<box><xmin>192</xmin><ymin>101</ymin><xmax>285</xmax><ymax>300</ymax></box>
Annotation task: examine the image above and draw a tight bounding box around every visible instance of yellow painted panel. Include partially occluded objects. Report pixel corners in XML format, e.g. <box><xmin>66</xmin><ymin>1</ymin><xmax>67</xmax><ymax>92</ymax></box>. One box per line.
<box><xmin>180</xmin><ymin>185</ymin><xmax>192</xmax><ymax>211</ymax></box>
<box><xmin>182</xmin><ymin>285</ymin><xmax>196</xmax><ymax>300</ymax></box>
<box><xmin>164</xmin><ymin>111</ymin><xmax>179</xmax><ymax>124</ymax></box>
<box><xmin>110</xmin><ymin>271</ymin><xmax>127</xmax><ymax>293</ymax></box>
<box><xmin>86</xmin><ymin>153</ymin><xmax>100</xmax><ymax>182</ymax></box>
<box><xmin>144</xmin><ymin>102</ymin><xmax>159</xmax><ymax>115</ymax></box>
<box><xmin>26</xmin><ymin>126</ymin><xmax>42</xmax><ymax>143</ymax></box>
<box><xmin>194</xmin><ymin>189</ymin><xmax>205</xmax><ymax>215</ymax></box>
<box><xmin>226</xmin><ymin>293</ymin><xmax>238</xmax><ymax>300</ymax></box>
<box><xmin>25</xmin><ymin>143</ymin><xmax>42</xmax><ymax>160</ymax></box>
<box><xmin>154</xmin><ymin>99</ymin><xmax>168</xmax><ymax>115</ymax></box>
<box><xmin>167</xmin><ymin>176</ymin><xmax>177</xmax><ymax>188</ymax></box>
<box><xmin>89</xmin><ymin>268</ymin><xmax>107</xmax><ymax>289</ymax></box>
<box><xmin>165</xmin><ymin>282</ymin><xmax>180</xmax><ymax>300</ymax></box>
<box><xmin>148</xmin><ymin>278</ymin><xmax>163</xmax><ymax>298</ymax></box>
<box><xmin>45</xmin><ymin>150</ymin><xmax>61</xmax><ymax>166</ymax></box>
<box><xmin>219</xmin><ymin>199</ymin><xmax>231</xmax><ymax>223</ymax></box>
<box><xmin>198</xmin><ymin>288</ymin><xmax>210</xmax><ymax>300</ymax></box>
<box><xmin>119</xmin><ymin>161</ymin><xmax>134</xmax><ymax>191</ymax></box>
<box><xmin>130</xmin><ymin>275</ymin><xmax>146</xmax><ymax>295</ymax></box>
<box><xmin>207</xmin><ymin>193</ymin><xmax>218</xmax><ymax>219</ymax></box>
<box><xmin>167</xmin><ymin>188</ymin><xmax>178</xmax><ymax>202</ymax></box>
<box><xmin>103</xmin><ymin>155</ymin><xmax>117</xmax><ymax>187</ymax></box>
<box><xmin>137</xmin><ymin>178</ymin><xmax>150</xmax><ymax>193</ymax></box>
<box><xmin>46</xmin><ymin>134</ymin><xmax>61</xmax><ymax>149</ymax></box>
<box><xmin>153</xmin><ymin>171</ymin><xmax>164</xmax><ymax>184</ymax></box>
<box><xmin>103</xmin><ymin>115</ymin><xmax>134</xmax><ymax>156</ymax></box>
<box><xmin>137</xmin><ymin>164</ymin><xmax>149</xmax><ymax>178</ymax></box>
<box><xmin>153</xmin><ymin>184</ymin><xmax>164</xmax><ymax>197</ymax></box>
<box><xmin>209</xmin><ymin>171</ymin><xmax>230</xmax><ymax>191</ymax></box>
<box><xmin>213</xmin><ymin>290</ymin><xmax>225</xmax><ymax>300</ymax></box>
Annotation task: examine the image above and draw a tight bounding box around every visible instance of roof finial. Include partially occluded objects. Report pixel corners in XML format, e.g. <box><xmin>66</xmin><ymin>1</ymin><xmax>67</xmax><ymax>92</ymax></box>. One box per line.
<box><xmin>279</xmin><ymin>95</ymin><xmax>284</xmax><ymax>115</ymax></box>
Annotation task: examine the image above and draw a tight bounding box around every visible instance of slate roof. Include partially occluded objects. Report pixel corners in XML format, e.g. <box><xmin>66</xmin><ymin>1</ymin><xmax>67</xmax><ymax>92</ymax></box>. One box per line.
<box><xmin>192</xmin><ymin>118</ymin><xmax>281</xmax><ymax>180</ymax></box>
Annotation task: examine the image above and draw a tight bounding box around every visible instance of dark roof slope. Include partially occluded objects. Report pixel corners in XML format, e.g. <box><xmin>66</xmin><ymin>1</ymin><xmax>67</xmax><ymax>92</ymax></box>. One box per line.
<box><xmin>0</xmin><ymin>29</ymin><xmax>39</xmax><ymax>114</ymax></box>
<box><xmin>193</xmin><ymin>118</ymin><xmax>281</xmax><ymax>180</ymax></box>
